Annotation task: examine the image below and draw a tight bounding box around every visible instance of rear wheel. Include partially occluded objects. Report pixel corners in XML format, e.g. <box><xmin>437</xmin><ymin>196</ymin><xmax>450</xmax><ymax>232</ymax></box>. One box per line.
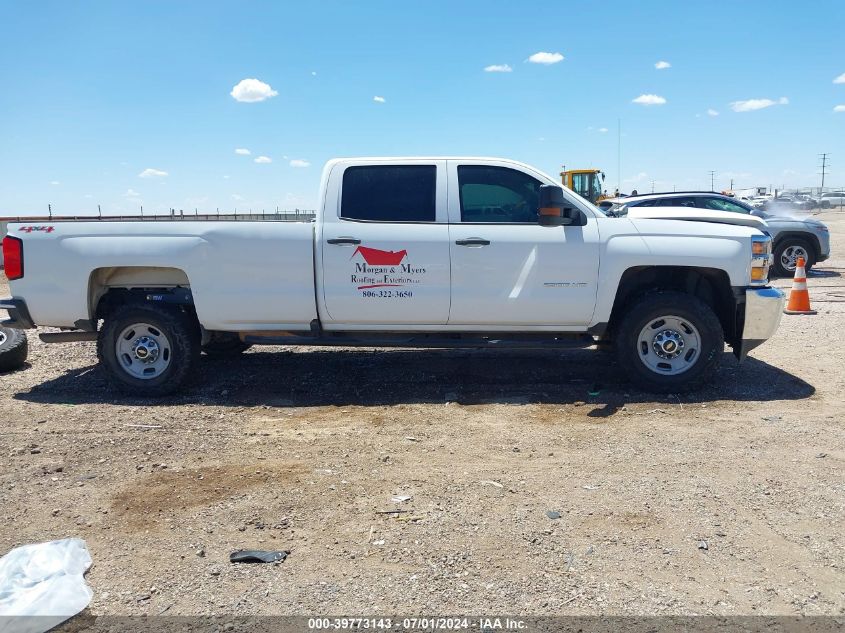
<box><xmin>0</xmin><ymin>326</ymin><xmax>28</xmax><ymax>372</ymax></box>
<box><xmin>97</xmin><ymin>303</ymin><xmax>200</xmax><ymax>396</ymax></box>
<box><xmin>615</xmin><ymin>292</ymin><xmax>724</xmax><ymax>393</ymax></box>
<box><xmin>773</xmin><ymin>238</ymin><xmax>814</xmax><ymax>277</ymax></box>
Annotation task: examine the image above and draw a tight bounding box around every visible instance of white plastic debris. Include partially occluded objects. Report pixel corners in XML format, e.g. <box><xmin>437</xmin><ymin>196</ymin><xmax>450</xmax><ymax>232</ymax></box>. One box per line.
<box><xmin>0</xmin><ymin>538</ymin><xmax>92</xmax><ymax>633</ymax></box>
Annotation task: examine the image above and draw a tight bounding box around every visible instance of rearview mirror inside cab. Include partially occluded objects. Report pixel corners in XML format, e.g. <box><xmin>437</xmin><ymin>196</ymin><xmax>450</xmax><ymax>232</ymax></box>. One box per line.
<box><xmin>538</xmin><ymin>185</ymin><xmax>581</xmax><ymax>227</ymax></box>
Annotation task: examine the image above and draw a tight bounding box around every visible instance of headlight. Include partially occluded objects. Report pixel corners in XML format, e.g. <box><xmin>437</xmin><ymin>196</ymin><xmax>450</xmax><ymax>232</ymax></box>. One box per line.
<box><xmin>750</xmin><ymin>235</ymin><xmax>772</xmax><ymax>285</ymax></box>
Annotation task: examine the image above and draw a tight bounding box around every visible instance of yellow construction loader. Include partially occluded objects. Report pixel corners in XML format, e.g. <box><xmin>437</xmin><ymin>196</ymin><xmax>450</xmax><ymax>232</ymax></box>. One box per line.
<box><xmin>560</xmin><ymin>168</ymin><xmax>609</xmax><ymax>204</ymax></box>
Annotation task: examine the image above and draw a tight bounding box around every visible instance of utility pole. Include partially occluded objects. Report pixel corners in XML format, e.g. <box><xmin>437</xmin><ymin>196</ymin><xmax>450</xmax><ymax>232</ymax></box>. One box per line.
<box><xmin>819</xmin><ymin>153</ymin><xmax>830</xmax><ymax>195</ymax></box>
<box><xmin>617</xmin><ymin>118</ymin><xmax>621</xmax><ymax>194</ymax></box>
<box><xmin>730</xmin><ymin>178</ymin><xmax>734</xmax><ymax>191</ymax></box>
<box><xmin>708</xmin><ymin>170</ymin><xmax>716</xmax><ymax>191</ymax></box>
<box><xmin>650</xmin><ymin>180</ymin><xmax>656</xmax><ymax>193</ymax></box>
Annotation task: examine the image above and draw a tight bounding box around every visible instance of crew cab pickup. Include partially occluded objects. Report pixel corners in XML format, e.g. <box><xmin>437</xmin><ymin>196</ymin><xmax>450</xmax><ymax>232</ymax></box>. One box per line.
<box><xmin>1</xmin><ymin>157</ymin><xmax>785</xmax><ymax>395</ymax></box>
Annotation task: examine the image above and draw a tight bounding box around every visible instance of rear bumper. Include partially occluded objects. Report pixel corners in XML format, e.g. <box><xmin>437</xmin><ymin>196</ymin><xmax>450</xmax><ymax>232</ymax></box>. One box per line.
<box><xmin>0</xmin><ymin>297</ymin><xmax>35</xmax><ymax>329</ymax></box>
<box><xmin>736</xmin><ymin>286</ymin><xmax>785</xmax><ymax>361</ymax></box>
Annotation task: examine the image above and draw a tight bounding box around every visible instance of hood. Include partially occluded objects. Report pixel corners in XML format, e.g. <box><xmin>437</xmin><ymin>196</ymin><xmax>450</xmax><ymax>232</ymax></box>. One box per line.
<box><xmin>625</xmin><ymin>206</ymin><xmax>768</xmax><ymax>230</ymax></box>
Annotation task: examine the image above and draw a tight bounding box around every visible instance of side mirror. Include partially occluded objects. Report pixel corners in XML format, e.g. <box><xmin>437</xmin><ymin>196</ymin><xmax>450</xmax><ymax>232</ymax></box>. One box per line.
<box><xmin>539</xmin><ymin>185</ymin><xmax>578</xmax><ymax>227</ymax></box>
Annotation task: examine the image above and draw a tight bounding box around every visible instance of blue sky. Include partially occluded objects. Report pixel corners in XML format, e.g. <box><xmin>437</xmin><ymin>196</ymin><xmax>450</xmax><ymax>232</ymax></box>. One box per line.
<box><xmin>1</xmin><ymin>0</ymin><xmax>844</xmax><ymax>215</ymax></box>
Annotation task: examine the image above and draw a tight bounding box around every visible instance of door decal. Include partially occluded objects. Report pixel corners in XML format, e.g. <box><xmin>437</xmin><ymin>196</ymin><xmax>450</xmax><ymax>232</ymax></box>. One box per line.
<box><xmin>350</xmin><ymin>245</ymin><xmax>426</xmax><ymax>295</ymax></box>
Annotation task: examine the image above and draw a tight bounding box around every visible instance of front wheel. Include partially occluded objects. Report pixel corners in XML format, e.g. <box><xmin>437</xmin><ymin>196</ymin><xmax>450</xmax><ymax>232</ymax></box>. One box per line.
<box><xmin>97</xmin><ymin>303</ymin><xmax>200</xmax><ymax>396</ymax></box>
<box><xmin>773</xmin><ymin>238</ymin><xmax>814</xmax><ymax>277</ymax></box>
<box><xmin>615</xmin><ymin>292</ymin><xmax>724</xmax><ymax>393</ymax></box>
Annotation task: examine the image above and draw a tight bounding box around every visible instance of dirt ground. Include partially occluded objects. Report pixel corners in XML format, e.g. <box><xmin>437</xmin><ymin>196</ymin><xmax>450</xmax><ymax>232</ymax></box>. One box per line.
<box><xmin>1</xmin><ymin>211</ymin><xmax>843</xmax><ymax>618</ymax></box>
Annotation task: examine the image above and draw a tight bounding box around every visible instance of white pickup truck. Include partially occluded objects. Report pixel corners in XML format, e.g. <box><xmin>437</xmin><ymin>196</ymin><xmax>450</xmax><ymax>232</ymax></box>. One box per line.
<box><xmin>1</xmin><ymin>157</ymin><xmax>785</xmax><ymax>395</ymax></box>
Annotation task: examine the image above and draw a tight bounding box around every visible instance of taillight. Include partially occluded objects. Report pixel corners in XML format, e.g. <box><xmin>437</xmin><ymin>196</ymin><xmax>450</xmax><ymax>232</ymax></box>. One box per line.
<box><xmin>2</xmin><ymin>235</ymin><xmax>23</xmax><ymax>280</ymax></box>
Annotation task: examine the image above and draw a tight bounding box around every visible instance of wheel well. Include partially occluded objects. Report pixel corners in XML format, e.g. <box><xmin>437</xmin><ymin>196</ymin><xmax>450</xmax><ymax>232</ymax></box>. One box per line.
<box><xmin>773</xmin><ymin>232</ymin><xmax>819</xmax><ymax>259</ymax></box>
<box><xmin>89</xmin><ymin>266</ymin><xmax>193</xmax><ymax>322</ymax></box>
<box><xmin>607</xmin><ymin>266</ymin><xmax>737</xmax><ymax>344</ymax></box>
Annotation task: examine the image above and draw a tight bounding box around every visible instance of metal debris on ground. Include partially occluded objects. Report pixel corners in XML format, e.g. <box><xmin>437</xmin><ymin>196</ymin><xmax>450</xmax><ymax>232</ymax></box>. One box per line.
<box><xmin>229</xmin><ymin>550</ymin><xmax>289</xmax><ymax>564</ymax></box>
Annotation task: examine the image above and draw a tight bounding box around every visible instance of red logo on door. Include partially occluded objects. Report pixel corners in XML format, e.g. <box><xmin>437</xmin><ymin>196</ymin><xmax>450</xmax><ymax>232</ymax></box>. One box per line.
<box><xmin>352</xmin><ymin>246</ymin><xmax>408</xmax><ymax>266</ymax></box>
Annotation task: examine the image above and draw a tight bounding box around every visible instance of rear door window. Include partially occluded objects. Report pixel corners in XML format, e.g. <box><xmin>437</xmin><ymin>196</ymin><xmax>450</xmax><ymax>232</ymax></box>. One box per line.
<box><xmin>656</xmin><ymin>197</ymin><xmax>697</xmax><ymax>207</ymax></box>
<box><xmin>341</xmin><ymin>165</ymin><xmax>436</xmax><ymax>222</ymax></box>
<box><xmin>700</xmin><ymin>197</ymin><xmax>751</xmax><ymax>214</ymax></box>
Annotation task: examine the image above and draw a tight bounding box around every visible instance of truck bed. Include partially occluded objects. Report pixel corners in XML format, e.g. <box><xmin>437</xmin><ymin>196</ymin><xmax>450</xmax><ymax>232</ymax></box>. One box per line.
<box><xmin>4</xmin><ymin>220</ymin><xmax>319</xmax><ymax>331</ymax></box>
<box><xmin>0</xmin><ymin>211</ymin><xmax>316</xmax><ymax>223</ymax></box>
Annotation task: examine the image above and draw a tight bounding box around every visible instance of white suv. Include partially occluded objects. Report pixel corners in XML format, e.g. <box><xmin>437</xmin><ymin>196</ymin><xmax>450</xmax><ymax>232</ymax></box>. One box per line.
<box><xmin>820</xmin><ymin>192</ymin><xmax>845</xmax><ymax>209</ymax></box>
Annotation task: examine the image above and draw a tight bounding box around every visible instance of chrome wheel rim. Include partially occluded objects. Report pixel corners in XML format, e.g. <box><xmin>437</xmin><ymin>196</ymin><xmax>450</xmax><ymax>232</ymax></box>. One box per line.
<box><xmin>115</xmin><ymin>322</ymin><xmax>171</xmax><ymax>380</ymax></box>
<box><xmin>637</xmin><ymin>315</ymin><xmax>701</xmax><ymax>376</ymax></box>
<box><xmin>780</xmin><ymin>245</ymin><xmax>808</xmax><ymax>272</ymax></box>
<box><xmin>0</xmin><ymin>330</ymin><xmax>7</xmax><ymax>346</ymax></box>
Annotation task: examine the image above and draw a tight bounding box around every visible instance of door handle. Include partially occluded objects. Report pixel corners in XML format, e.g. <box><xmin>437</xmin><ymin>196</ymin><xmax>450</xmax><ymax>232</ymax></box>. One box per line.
<box><xmin>455</xmin><ymin>238</ymin><xmax>490</xmax><ymax>247</ymax></box>
<box><xmin>327</xmin><ymin>237</ymin><xmax>361</xmax><ymax>245</ymax></box>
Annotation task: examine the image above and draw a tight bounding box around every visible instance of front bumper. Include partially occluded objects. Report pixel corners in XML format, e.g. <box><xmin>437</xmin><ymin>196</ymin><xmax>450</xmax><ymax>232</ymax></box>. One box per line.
<box><xmin>816</xmin><ymin>230</ymin><xmax>831</xmax><ymax>262</ymax></box>
<box><xmin>0</xmin><ymin>297</ymin><xmax>35</xmax><ymax>329</ymax></box>
<box><xmin>736</xmin><ymin>286</ymin><xmax>785</xmax><ymax>361</ymax></box>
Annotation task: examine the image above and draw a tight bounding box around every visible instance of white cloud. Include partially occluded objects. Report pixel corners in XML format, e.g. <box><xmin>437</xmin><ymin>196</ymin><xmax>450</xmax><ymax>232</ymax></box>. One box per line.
<box><xmin>707</xmin><ymin>108</ymin><xmax>719</xmax><ymax>116</ymax></box>
<box><xmin>654</xmin><ymin>60</ymin><xmax>671</xmax><ymax>70</ymax></box>
<box><xmin>632</xmin><ymin>94</ymin><xmax>667</xmax><ymax>106</ymax></box>
<box><xmin>289</xmin><ymin>159</ymin><xmax>310</xmax><ymax>168</ymax></box>
<box><xmin>231</xmin><ymin>194</ymin><xmax>244</xmax><ymax>201</ymax></box>
<box><xmin>50</xmin><ymin>180</ymin><xmax>60</xmax><ymax>185</ymax></box>
<box><xmin>84</xmin><ymin>194</ymin><xmax>93</xmax><ymax>199</ymax></box>
<box><xmin>834</xmin><ymin>105</ymin><xmax>845</xmax><ymax>112</ymax></box>
<box><xmin>230</xmin><ymin>78</ymin><xmax>278</xmax><ymax>103</ymax></box>
<box><xmin>139</xmin><ymin>168</ymin><xmax>168</xmax><ymax>178</ymax></box>
<box><xmin>598</xmin><ymin>127</ymin><xmax>609</xmax><ymax>133</ymax></box>
<box><xmin>834</xmin><ymin>73</ymin><xmax>845</xmax><ymax>84</ymax></box>
<box><xmin>484</xmin><ymin>64</ymin><xmax>512</xmax><ymax>73</ymax></box>
<box><xmin>373</xmin><ymin>96</ymin><xmax>386</xmax><ymax>103</ymax></box>
<box><xmin>234</xmin><ymin>148</ymin><xmax>251</xmax><ymax>155</ymax></box>
<box><xmin>527</xmin><ymin>51</ymin><xmax>564</xmax><ymax>65</ymax></box>
<box><xmin>253</xmin><ymin>156</ymin><xmax>272</xmax><ymax>164</ymax></box>
<box><xmin>730</xmin><ymin>97</ymin><xmax>788</xmax><ymax>112</ymax></box>
<box><xmin>124</xmin><ymin>189</ymin><xmax>140</xmax><ymax>197</ymax></box>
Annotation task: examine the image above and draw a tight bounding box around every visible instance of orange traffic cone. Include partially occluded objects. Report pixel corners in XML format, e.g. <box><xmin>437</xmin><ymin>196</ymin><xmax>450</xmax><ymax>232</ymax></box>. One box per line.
<box><xmin>783</xmin><ymin>257</ymin><xmax>816</xmax><ymax>315</ymax></box>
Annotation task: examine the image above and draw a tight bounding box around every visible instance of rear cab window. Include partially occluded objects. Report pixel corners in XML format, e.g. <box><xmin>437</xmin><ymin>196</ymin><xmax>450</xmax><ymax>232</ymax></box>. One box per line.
<box><xmin>341</xmin><ymin>165</ymin><xmax>436</xmax><ymax>222</ymax></box>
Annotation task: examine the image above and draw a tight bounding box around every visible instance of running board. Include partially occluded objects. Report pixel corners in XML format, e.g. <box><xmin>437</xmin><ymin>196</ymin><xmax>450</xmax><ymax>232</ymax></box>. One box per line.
<box><xmin>40</xmin><ymin>331</ymin><xmax>99</xmax><ymax>343</ymax></box>
<box><xmin>242</xmin><ymin>333</ymin><xmax>595</xmax><ymax>350</ymax></box>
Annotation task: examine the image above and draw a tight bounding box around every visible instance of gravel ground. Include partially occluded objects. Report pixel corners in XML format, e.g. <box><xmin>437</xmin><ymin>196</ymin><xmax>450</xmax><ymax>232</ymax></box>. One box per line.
<box><xmin>1</xmin><ymin>211</ymin><xmax>843</xmax><ymax>617</ymax></box>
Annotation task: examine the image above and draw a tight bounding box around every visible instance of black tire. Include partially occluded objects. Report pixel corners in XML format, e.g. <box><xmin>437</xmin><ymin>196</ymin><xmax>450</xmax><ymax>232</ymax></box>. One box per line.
<box><xmin>202</xmin><ymin>332</ymin><xmax>252</xmax><ymax>357</ymax></box>
<box><xmin>615</xmin><ymin>291</ymin><xmax>724</xmax><ymax>393</ymax></box>
<box><xmin>772</xmin><ymin>238</ymin><xmax>815</xmax><ymax>277</ymax></box>
<box><xmin>0</xmin><ymin>326</ymin><xmax>28</xmax><ymax>372</ymax></box>
<box><xmin>97</xmin><ymin>303</ymin><xmax>200</xmax><ymax>396</ymax></box>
